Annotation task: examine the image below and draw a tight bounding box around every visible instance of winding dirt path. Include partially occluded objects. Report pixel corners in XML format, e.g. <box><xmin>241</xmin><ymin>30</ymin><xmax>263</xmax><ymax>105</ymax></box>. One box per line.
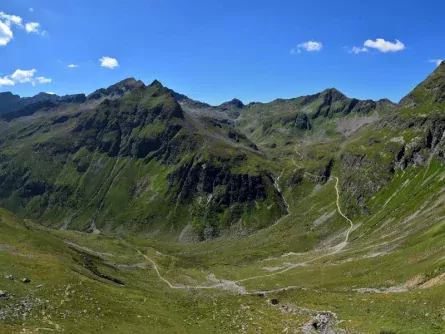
<box><xmin>333</xmin><ymin>176</ymin><xmax>354</xmax><ymax>247</ymax></box>
<box><xmin>136</xmin><ymin>249</ymin><xmax>227</xmax><ymax>290</ymax></box>
<box><xmin>134</xmin><ymin>175</ymin><xmax>355</xmax><ymax>291</ymax></box>
<box><xmin>236</xmin><ymin>177</ymin><xmax>352</xmax><ymax>284</ymax></box>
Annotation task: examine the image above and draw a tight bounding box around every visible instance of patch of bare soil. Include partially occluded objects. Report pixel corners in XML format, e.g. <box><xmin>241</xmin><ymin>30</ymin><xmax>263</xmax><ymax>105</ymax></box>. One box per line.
<box><xmin>419</xmin><ymin>273</ymin><xmax>445</xmax><ymax>289</ymax></box>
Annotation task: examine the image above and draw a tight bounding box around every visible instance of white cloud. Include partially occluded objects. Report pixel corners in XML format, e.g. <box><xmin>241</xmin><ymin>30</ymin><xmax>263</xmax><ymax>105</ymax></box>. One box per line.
<box><xmin>36</xmin><ymin>77</ymin><xmax>52</xmax><ymax>84</ymax></box>
<box><xmin>363</xmin><ymin>38</ymin><xmax>405</xmax><ymax>53</ymax></box>
<box><xmin>0</xmin><ymin>11</ymin><xmax>46</xmax><ymax>45</ymax></box>
<box><xmin>296</xmin><ymin>41</ymin><xmax>323</xmax><ymax>52</ymax></box>
<box><xmin>68</xmin><ymin>64</ymin><xmax>78</xmax><ymax>68</ymax></box>
<box><xmin>25</xmin><ymin>22</ymin><xmax>46</xmax><ymax>36</ymax></box>
<box><xmin>350</xmin><ymin>46</ymin><xmax>368</xmax><ymax>54</ymax></box>
<box><xmin>0</xmin><ymin>12</ymin><xmax>23</xmax><ymax>27</ymax></box>
<box><xmin>99</xmin><ymin>56</ymin><xmax>119</xmax><ymax>69</ymax></box>
<box><xmin>29</xmin><ymin>8</ymin><xmax>34</xmax><ymax>12</ymax></box>
<box><xmin>0</xmin><ymin>11</ymin><xmax>24</xmax><ymax>46</ymax></box>
<box><xmin>46</xmin><ymin>92</ymin><xmax>55</xmax><ymax>95</ymax></box>
<box><xmin>11</xmin><ymin>69</ymin><xmax>36</xmax><ymax>83</ymax></box>
<box><xmin>429</xmin><ymin>59</ymin><xmax>443</xmax><ymax>67</ymax></box>
<box><xmin>0</xmin><ymin>20</ymin><xmax>13</xmax><ymax>46</ymax></box>
<box><xmin>0</xmin><ymin>69</ymin><xmax>51</xmax><ymax>87</ymax></box>
<box><xmin>25</xmin><ymin>22</ymin><xmax>40</xmax><ymax>33</ymax></box>
<box><xmin>0</xmin><ymin>76</ymin><xmax>14</xmax><ymax>86</ymax></box>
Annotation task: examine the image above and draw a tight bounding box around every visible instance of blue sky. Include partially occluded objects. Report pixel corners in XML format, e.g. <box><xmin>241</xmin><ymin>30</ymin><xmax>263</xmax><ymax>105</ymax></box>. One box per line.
<box><xmin>0</xmin><ymin>0</ymin><xmax>444</xmax><ymax>104</ymax></box>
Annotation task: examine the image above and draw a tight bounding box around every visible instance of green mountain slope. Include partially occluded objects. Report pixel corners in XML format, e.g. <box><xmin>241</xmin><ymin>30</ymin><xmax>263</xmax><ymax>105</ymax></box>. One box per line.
<box><xmin>176</xmin><ymin>87</ymin><xmax>395</xmax><ymax>145</ymax></box>
<box><xmin>0</xmin><ymin>80</ymin><xmax>286</xmax><ymax>240</ymax></box>
<box><xmin>236</xmin><ymin>88</ymin><xmax>394</xmax><ymax>145</ymax></box>
<box><xmin>2</xmin><ymin>64</ymin><xmax>445</xmax><ymax>333</ymax></box>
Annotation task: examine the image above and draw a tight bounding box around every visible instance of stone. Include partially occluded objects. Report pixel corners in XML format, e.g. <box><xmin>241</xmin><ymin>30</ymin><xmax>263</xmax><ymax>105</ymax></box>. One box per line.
<box><xmin>22</xmin><ymin>278</ymin><xmax>31</xmax><ymax>283</ymax></box>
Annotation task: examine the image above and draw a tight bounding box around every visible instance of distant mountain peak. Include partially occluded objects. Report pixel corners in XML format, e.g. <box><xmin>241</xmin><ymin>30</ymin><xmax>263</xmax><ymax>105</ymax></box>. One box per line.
<box><xmin>87</xmin><ymin>77</ymin><xmax>145</xmax><ymax>101</ymax></box>
<box><xmin>111</xmin><ymin>77</ymin><xmax>145</xmax><ymax>89</ymax></box>
<box><xmin>149</xmin><ymin>79</ymin><xmax>163</xmax><ymax>88</ymax></box>
<box><xmin>219</xmin><ymin>98</ymin><xmax>244</xmax><ymax>109</ymax></box>
<box><xmin>321</xmin><ymin>88</ymin><xmax>347</xmax><ymax>101</ymax></box>
<box><xmin>0</xmin><ymin>91</ymin><xmax>20</xmax><ymax>99</ymax></box>
<box><xmin>323</xmin><ymin>87</ymin><xmax>341</xmax><ymax>93</ymax></box>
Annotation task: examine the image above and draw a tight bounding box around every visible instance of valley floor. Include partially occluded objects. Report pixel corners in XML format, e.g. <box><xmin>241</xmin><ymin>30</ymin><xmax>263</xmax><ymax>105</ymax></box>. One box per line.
<box><xmin>1</xmin><ymin>162</ymin><xmax>445</xmax><ymax>333</ymax></box>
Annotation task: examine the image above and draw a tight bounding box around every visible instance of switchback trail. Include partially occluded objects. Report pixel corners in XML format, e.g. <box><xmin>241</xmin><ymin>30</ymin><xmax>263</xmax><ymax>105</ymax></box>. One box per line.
<box><xmin>236</xmin><ymin>177</ymin><xmax>353</xmax><ymax>284</ymax></box>
<box><xmin>134</xmin><ymin>176</ymin><xmax>354</xmax><ymax>291</ymax></box>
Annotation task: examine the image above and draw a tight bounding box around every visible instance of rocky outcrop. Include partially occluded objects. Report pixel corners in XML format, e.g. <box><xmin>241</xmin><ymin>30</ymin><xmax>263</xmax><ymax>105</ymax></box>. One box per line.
<box><xmin>167</xmin><ymin>157</ymin><xmax>286</xmax><ymax>240</ymax></box>
<box><xmin>87</xmin><ymin>77</ymin><xmax>145</xmax><ymax>101</ymax></box>
<box><xmin>219</xmin><ymin>98</ymin><xmax>244</xmax><ymax>110</ymax></box>
<box><xmin>169</xmin><ymin>162</ymin><xmax>269</xmax><ymax>205</ymax></box>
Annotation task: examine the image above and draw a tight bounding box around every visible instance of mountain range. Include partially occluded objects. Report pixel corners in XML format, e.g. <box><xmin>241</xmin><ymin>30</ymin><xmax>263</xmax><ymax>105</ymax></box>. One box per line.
<box><xmin>0</xmin><ymin>73</ymin><xmax>399</xmax><ymax>239</ymax></box>
<box><xmin>1</xmin><ymin>64</ymin><xmax>445</xmax><ymax>333</ymax></box>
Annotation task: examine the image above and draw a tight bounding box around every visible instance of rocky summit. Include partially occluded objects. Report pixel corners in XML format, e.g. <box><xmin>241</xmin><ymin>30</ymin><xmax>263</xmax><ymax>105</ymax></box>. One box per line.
<box><xmin>1</xmin><ymin>63</ymin><xmax>445</xmax><ymax>333</ymax></box>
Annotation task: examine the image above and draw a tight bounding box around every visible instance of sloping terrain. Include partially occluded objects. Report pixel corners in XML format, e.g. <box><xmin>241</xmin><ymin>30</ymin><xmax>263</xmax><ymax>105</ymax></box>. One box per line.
<box><xmin>0</xmin><ymin>79</ymin><xmax>286</xmax><ymax>240</ymax></box>
<box><xmin>1</xmin><ymin>64</ymin><xmax>445</xmax><ymax>333</ymax></box>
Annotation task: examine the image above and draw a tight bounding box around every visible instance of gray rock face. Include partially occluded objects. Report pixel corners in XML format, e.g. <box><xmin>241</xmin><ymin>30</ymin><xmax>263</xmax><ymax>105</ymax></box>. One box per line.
<box><xmin>302</xmin><ymin>313</ymin><xmax>336</xmax><ymax>334</ymax></box>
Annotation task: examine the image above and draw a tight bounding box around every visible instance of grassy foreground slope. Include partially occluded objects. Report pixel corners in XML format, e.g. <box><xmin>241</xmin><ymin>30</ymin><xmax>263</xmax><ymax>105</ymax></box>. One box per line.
<box><xmin>1</xmin><ymin>151</ymin><xmax>445</xmax><ymax>333</ymax></box>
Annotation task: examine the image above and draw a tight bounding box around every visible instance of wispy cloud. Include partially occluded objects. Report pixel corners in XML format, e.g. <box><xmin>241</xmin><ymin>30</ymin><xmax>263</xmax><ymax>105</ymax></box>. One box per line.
<box><xmin>25</xmin><ymin>22</ymin><xmax>46</xmax><ymax>35</ymax></box>
<box><xmin>99</xmin><ymin>56</ymin><xmax>119</xmax><ymax>69</ymax></box>
<box><xmin>0</xmin><ymin>76</ymin><xmax>14</xmax><ymax>86</ymax></box>
<box><xmin>350</xmin><ymin>46</ymin><xmax>368</xmax><ymax>54</ymax></box>
<box><xmin>36</xmin><ymin>77</ymin><xmax>52</xmax><ymax>84</ymax></box>
<box><xmin>363</xmin><ymin>38</ymin><xmax>405</xmax><ymax>53</ymax></box>
<box><xmin>68</xmin><ymin>64</ymin><xmax>78</xmax><ymax>68</ymax></box>
<box><xmin>29</xmin><ymin>8</ymin><xmax>34</xmax><ymax>12</ymax></box>
<box><xmin>0</xmin><ymin>11</ymin><xmax>23</xmax><ymax>27</ymax></box>
<box><xmin>0</xmin><ymin>69</ymin><xmax>51</xmax><ymax>87</ymax></box>
<box><xmin>0</xmin><ymin>20</ymin><xmax>13</xmax><ymax>46</ymax></box>
<box><xmin>0</xmin><ymin>11</ymin><xmax>46</xmax><ymax>46</ymax></box>
<box><xmin>429</xmin><ymin>59</ymin><xmax>443</xmax><ymax>67</ymax></box>
<box><xmin>293</xmin><ymin>41</ymin><xmax>323</xmax><ymax>54</ymax></box>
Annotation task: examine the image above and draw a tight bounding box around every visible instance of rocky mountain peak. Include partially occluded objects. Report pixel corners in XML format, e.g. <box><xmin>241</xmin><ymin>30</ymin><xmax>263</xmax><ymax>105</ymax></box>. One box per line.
<box><xmin>321</xmin><ymin>88</ymin><xmax>347</xmax><ymax>102</ymax></box>
<box><xmin>110</xmin><ymin>77</ymin><xmax>145</xmax><ymax>91</ymax></box>
<box><xmin>219</xmin><ymin>98</ymin><xmax>244</xmax><ymax>110</ymax></box>
<box><xmin>87</xmin><ymin>77</ymin><xmax>145</xmax><ymax>101</ymax></box>
<box><xmin>149</xmin><ymin>79</ymin><xmax>163</xmax><ymax>88</ymax></box>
